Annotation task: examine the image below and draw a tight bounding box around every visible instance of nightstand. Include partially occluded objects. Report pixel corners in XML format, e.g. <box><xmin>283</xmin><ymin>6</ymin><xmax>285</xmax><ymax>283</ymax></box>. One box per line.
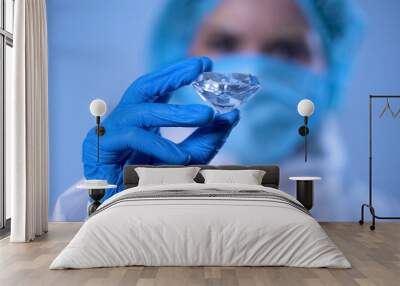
<box><xmin>289</xmin><ymin>177</ymin><xmax>321</xmax><ymax>210</ymax></box>
<box><xmin>77</xmin><ymin>180</ymin><xmax>117</xmax><ymax>216</ymax></box>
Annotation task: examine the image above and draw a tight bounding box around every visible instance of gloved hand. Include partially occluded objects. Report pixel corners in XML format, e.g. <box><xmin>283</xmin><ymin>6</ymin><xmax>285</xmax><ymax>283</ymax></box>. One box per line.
<box><xmin>82</xmin><ymin>57</ymin><xmax>240</xmax><ymax>200</ymax></box>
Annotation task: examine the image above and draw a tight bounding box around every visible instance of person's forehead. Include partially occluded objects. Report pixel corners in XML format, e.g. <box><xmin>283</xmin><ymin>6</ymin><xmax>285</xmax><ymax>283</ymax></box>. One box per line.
<box><xmin>203</xmin><ymin>0</ymin><xmax>310</xmax><ymax>36</ymax></box>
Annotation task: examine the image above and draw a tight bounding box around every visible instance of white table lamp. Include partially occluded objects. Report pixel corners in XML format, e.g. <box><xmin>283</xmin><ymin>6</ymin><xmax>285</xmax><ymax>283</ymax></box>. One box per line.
<box><xmin>80</xmin><ymin>99</ymin><xmax>111</xmax><ymax>216</ymax></box>
<box><xmin>89</xmin><ymin>99</ymin><xmax>107</xmax><ymax>162</ymax></box>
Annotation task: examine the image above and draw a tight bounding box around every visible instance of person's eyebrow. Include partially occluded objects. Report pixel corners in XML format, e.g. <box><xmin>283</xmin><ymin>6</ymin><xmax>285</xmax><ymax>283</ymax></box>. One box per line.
<box><xmin>201</xmin><ymin>21</ymin><xmax>246</xmax><ymax>36</ymax></box>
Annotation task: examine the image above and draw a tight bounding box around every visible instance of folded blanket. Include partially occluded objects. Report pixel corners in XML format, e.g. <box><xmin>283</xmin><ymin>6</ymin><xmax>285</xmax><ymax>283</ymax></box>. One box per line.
<box><xmin>50</xmin><ymin>183</ymin><xmax>350</xmax><ymax>269</ymax></box>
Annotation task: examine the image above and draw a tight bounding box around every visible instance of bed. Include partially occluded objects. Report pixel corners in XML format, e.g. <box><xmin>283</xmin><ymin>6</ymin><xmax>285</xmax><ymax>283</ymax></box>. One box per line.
<box><xmin>50</xmin><ymin>165</ymin><xmax>350</xmax><ymax>269</ymax></box>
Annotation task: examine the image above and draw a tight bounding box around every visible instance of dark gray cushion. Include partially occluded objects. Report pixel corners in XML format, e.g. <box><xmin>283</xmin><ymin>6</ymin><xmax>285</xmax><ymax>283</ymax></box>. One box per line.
<box><xmin>124</xmin><ymin>165</ymin><xmax>280</xmax><ymax>189</ymax></box>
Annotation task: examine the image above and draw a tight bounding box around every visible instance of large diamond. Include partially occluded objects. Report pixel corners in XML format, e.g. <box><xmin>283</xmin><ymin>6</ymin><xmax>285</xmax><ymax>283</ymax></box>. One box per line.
<box><xmin>192</xmin><ymin>72</ymin><xmax>261</xmax><ymax>113</ymax></box>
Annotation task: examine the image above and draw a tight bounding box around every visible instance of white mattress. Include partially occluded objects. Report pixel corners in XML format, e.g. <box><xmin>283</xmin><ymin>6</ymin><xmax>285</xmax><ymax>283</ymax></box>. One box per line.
<box><xmin>50</xmin><ymin>183</ymin><xmax>350</xmax><ymax>269</ymax></box>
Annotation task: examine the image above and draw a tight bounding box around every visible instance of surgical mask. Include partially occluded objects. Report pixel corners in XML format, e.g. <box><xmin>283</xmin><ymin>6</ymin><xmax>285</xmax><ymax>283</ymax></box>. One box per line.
<box><xmin>170</xmin><ymin>54</ymin><xmax>331</xmax><ymax>164</ymax></box>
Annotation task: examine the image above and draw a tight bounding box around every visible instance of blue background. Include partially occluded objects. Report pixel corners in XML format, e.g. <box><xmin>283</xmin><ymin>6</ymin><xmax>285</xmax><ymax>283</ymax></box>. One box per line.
<box><xmin>47</xmin><ymin>0</ymin><xmax>400</xmax><ymax>220</ymax></box>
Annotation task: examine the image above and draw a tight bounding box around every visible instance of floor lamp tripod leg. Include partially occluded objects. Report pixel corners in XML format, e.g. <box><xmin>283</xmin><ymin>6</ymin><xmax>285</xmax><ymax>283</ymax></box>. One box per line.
<box><xmin>369</xmin><ymin>206</ymin><xmax>376</xmax><ymax>231</ymax></box>
<box><xmin>359</xmin><ymin>204</ymin><xmax>367</xmax><ymax>225</ymax></box>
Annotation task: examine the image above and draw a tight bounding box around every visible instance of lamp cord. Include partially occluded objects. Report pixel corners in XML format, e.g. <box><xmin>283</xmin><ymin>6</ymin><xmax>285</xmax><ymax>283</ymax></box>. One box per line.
<box><xmin>304</xmin><ymin>116</ymin><xmax>308</xmax><ymax>162</ymax></box>
<box><xmin>305</xmin><ymin>133</ymin><xmax>307</xmax><ymax>162</ymax></box>
<box><xmin>96</xmin><ymin>116</ymin><xmax>100</xmax><ymax>162</ymax></box>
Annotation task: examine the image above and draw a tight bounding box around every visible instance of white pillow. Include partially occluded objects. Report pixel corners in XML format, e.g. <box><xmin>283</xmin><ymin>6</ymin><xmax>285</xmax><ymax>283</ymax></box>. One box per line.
<box><xmin>135</xmin><ymin>167</ymin><xmax>201</xmax><ymax>186</ymax></box>
<box><xmin>200</xmin><ymin>169</ymin><xmax>266</xmax><ymax>185</ymax></box>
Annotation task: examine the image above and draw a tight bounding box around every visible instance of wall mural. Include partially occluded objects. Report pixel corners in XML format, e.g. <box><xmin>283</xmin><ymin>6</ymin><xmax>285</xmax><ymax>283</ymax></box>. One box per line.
<box><xmin>47</xmin><ymin>0</ymin><xmax>400</xmax><ymax>221</ymax></box>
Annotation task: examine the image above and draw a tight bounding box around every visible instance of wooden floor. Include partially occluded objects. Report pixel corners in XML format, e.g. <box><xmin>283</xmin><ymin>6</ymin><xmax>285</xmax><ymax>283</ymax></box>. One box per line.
<box><xmin>0</xmin><ymin>222</ymin><xmax>399</xmax><ymax>286</ymax></box>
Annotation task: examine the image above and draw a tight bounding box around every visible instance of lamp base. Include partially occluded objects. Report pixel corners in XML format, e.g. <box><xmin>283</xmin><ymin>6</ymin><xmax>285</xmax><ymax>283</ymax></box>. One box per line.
<box><xmin>96</xmin><ymin>126</ymin><xmax>106</xmax><ymax>136</ymax></box>
<box><xmin>298</xmin><ymin>126</ymin><xmax>309</xmax><ymax>136</ymax></box>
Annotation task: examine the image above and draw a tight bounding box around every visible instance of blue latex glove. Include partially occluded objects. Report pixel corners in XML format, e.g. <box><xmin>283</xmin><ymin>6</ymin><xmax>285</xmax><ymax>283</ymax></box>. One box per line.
<box><xmin>82</xmin><ymin>57</ymin><xmax>240</xmax><ymax>200</ymax></box>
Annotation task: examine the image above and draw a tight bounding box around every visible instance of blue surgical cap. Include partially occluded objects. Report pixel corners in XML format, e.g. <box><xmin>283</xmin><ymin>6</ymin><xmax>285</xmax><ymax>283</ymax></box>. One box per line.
<box><xmin>149</xmin><ymin>0</ymin><xmax>364</xmax><ymax>107</ymax></box>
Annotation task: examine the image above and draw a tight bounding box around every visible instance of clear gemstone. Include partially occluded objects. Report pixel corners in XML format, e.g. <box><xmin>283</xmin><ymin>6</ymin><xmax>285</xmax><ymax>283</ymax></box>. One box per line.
<box><xmin>192</xmin><ymin>72</ymin><xmax>261</xmax><ymax>113</ymax></box>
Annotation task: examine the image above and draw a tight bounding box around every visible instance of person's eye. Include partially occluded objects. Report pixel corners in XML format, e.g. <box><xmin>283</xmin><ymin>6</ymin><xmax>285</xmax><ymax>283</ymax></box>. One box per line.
<box><xmin>204</xmin><ymin>33</ymin><xmax>240</xmax><ymax>53</ymax></box>
<box><xmin>264</xmin><ymin>40</ymin><xmax>311</xmax><ymax>63</ymax></box>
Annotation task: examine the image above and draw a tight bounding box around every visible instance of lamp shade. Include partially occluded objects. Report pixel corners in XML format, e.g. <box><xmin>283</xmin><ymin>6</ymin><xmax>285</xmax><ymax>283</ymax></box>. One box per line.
<box><xmin>297</xmin><ymin>99</ymin><xmax>315</xmax><ymax>117</ymax></box>
<box><xmin>90</xmin><ymin>99</ymin><xmax>107</xmax><ymax>117</ymax></box>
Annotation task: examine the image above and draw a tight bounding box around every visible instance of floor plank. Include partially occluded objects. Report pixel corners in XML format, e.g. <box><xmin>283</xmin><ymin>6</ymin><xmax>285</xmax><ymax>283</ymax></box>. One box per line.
<box><xmin>0</xmin><ymin>222</ymin><xmax>399</xmax><ymax>286</ymax></box>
